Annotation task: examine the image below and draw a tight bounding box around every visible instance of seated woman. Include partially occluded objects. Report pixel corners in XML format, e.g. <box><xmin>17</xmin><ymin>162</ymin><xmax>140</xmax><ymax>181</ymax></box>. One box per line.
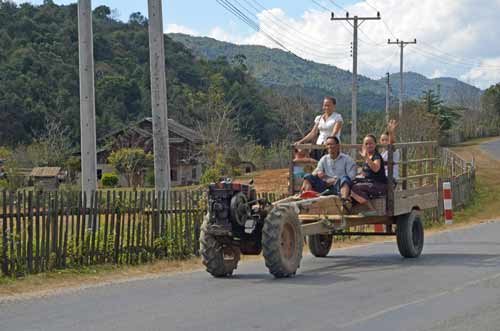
<box><xmin>351</xmin><ymin>134</ymin><xmax>387</xmax><ymax>216</ymax></box>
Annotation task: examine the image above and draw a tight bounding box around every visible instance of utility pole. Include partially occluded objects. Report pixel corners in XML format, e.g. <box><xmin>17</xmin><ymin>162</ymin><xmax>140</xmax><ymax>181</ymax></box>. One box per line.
<box><xmin>331</xmin><ymin>12</ymin><xmax>380</xmax><ymax>145</ymax></box>
<box><xmin>385</xmin><ymin>72</ymin><xmax>390</xmax><ymax>124</ymax></box>
<box><xmin>388</xmin><ymin>38</ymin><xmax>417</xmax><ymax>120</ymax></box>
<box><xmin>148</xmin><ymin>0</ymin><xmax>171</xmax><ymax>192</ymax></box>
<box><xmin>77</xmin><ymin>0</ymin><xmax>97</xmax><ymax>200</ymax></box>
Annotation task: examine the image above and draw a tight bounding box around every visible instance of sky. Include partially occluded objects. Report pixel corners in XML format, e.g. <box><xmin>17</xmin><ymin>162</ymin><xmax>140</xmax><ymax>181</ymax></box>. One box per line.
<box><xmin>13</xmin><ymin>0</ymin><xmax>500</xmax><ymax>89</ymax></box>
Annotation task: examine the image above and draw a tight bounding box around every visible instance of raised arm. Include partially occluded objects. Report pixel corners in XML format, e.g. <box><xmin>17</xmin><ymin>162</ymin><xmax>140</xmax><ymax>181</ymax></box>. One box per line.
<box><xmin>387</xmin><ymin>119</ymin><xmax>398</xmax><ymax>144</ymax></box>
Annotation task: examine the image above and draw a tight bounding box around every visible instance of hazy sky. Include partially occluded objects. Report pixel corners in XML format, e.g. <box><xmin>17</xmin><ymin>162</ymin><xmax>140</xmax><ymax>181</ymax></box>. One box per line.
<box><xmin>13</xmin><ymin>0</ymin><xmax>500</xmax><ymax>89</ymax></box>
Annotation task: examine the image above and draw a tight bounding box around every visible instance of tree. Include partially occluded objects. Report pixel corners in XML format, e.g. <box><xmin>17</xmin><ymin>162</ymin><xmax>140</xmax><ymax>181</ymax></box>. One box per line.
<box><xmin>28</xmin><ymin>118</ymin><xmax>73</xmax><ymax>167</ymax></box>
<box><xmin>108</xmin><ymin>148</ymin><xmax>153</xmax><ymax>187</ymax></box>
<box><xmin>128</xmin><ymin>12</ymin><xmax>147</xmax><ymax>26</ymax></box>
<box><xmin>421</xmin><ymin>89</ymin><xmax>461</xmax><ymax>133</ymax></box>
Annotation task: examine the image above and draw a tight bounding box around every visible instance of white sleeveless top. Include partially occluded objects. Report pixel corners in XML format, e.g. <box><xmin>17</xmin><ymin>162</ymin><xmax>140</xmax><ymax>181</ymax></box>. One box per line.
<box><xmin>314</xmin><ymin>112</ymin><xmax>343</xmax><ymax>144</ymax></box>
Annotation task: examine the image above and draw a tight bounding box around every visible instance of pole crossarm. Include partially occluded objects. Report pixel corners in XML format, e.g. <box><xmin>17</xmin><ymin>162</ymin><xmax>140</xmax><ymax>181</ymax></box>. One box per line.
<box><xmin>330</xmin><ymin>11</ymin><xmax>381</xmax><ymax>146</ymax></box>
<box><xmin>387</xmin><ymin>38</ymin><xmax>417</xmax><ymax>120</ymax></box>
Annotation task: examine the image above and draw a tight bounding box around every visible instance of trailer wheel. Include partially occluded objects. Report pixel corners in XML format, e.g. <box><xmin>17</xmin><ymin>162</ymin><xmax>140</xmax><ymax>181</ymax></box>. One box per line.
<box><xmin>200</xmin><ymin>215</ymin><xmax>240</xmax><ymax>277</ymax></box>
<box><xmin>262</xmin><ymin>206</ymin><xmax>303</xmax><ymax>278</ymax></box>
<box><xmin>308</xmin><ymin>234</ymin><xmax>333</xmax><ymax>257</ymax></box>
<box><xmin>396</xmin><ymin>210</ymin><xmax>424</xmax><ymax>258</ymax></box>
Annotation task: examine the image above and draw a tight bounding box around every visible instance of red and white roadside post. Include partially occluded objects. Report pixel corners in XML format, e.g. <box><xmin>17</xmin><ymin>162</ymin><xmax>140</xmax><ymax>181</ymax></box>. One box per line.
<box><xmin>443</xmin><ymin>182</ymin><xmax>453</xmax><ymax>225</ymax></box>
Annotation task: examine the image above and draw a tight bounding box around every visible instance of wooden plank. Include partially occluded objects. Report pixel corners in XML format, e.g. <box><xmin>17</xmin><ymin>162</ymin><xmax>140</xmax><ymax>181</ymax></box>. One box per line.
<box><xmin>2</xmin><ymin>191</ymin><xmax>8</xmax><ymax>276</ymax></box>
<box><xmin>45</xmin><ymin>192</ymin><xmax>51</xmax><ymax>271</ymax></box>
<box><xmin>62</xmin><ymin>193</ymin><xmax>70</xmax><ymax>268</ymax></box>
<box><xmin>417</xmin><ymin>145</ymin><xmax>424</xmax><ymax>187</ymax></box>
<box><xmin>126</xmin><ymin>191</ymin><xmax>132</xmax><ymax>264</ymax></box>
<box><xmin>57</xmin><ymin>193</ymin><xmax>64</xmax><ymax>268</ymax></box>
<box><xmin>387</xmin><ymin>144</ymin><xmax>395</xmax><ymax>216</ymax></box>
<box><xmin>301</xmin><ymin>216</ymin><xmax>393</xmax><ymax>236</ymax></box>
<box><xmin>393</xmin><ymin>192</ymin><xmax>438</xmax><ymax>215</ymax></box>
<box><xmin>22</xmin><ymin>191</ymin><xmax>27</xmax><ymax>269</ymax></box>
<box><xmin>103</xmin><ymin>190</ymin><xmax>110</xmax><ymax>263</ymax></box>
<box><xmin>113</xmin><ymin>192</ymin><xmax>122</xmax><ymax>264</ymax></box>
<box><xmin>15</xmin><ymin>192</ymin><xmax>22</xmax><ymax>274</ymax></box>
<box><xmin>131</xmin><ymin>191</ymin><xmax>137</xmax><ymax>264</ymax></box>
<box><xmin>35</xmin><ymin>193</ymin><xmax>40</xmax><ymax>273</ymax></box>
<box><xmin>9</xmin><ymin>193</ymin><xmax>15</xmax><ymax>273</ymax></box>
<box><xmin>95</xmin><ymin>191</ymin><xmax>102</xmax><ymax>263</ymax></box>
<box><xmin>394</xmin><ymin>185</ymin><xmax>436</xmax><ymax>199</ymax></box>
<box><xmin>397</xmin><ymin>173</ymin><xmax>438</xmax><ymax>181</ymax></box>
<box><xmin>401</xmin><ymin>146</ymin><xmax>408</xmax><ymax>190</ymax></box>
<box><xmin>27</xmin><ymin>192</ymin><xmax>33</xmax><ymax>274</ymax></box>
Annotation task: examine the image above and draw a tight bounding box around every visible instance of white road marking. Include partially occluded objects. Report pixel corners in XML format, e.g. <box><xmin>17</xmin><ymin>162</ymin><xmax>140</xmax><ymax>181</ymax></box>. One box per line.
<box><xmin>339</xmin><ymin>271</ymin><xmax>500</xmax><ymax>328</ymax></box>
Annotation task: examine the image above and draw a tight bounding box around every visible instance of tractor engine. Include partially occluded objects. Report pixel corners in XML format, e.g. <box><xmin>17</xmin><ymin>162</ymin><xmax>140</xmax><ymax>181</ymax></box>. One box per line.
<box><xmin>206</xmin><ymin>180</ymin><xmax>270</xmax><ymax>255</ymax></box>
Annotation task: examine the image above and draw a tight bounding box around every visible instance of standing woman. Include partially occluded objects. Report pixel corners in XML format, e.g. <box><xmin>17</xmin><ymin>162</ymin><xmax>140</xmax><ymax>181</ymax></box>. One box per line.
<box><xmin>295</xmin><ymin>96</ymin><xmax>343</xmax><ymax>160</ymax></box>
<box><xmin>351</xmin><ymin>135</ymin><xmax>387</xmax><ymax>216</ymax></box>
<box><xmin>380</xmin><ymin>120</ymin><xmax>400</xmax><ymax>179</ymax></box>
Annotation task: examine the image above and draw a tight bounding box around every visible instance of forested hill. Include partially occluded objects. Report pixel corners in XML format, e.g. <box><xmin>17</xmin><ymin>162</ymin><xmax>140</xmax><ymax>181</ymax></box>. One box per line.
<box><xmin>0</xmin><ymin>2</ymin><xmax>279</xmax><ymax>147</ymax></box>
<box><xmin>170</xmin><ymin>33</ymin><xmax>482</xmax><ymax>107</ymax></box>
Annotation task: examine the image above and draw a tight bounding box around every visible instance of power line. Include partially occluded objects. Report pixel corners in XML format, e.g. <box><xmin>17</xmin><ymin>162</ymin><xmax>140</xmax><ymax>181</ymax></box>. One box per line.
<box><xmin>243</xmin><ymin>0</ymin><xmax>349</xmax><ymax>51</ymax></box>
<box><xmin>226</xmin><ymin>0</ymin><xmax>349</xmax><ymax>60</ymax></box>
<box><xmin>388</xmin><ymin>38</ymin><xmax>417</xmax><ymax>120</ymax></box>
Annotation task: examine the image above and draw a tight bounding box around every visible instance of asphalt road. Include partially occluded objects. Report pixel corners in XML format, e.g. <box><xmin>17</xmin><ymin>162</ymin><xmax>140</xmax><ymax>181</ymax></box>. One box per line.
<box><xmin>2</xmin><ymin>139</ymin><xmax>499</xmax><ymax>331</ymax></box>
<box><xmin>481</xmin><ymin>139</ymin><xmax>500</xmax><ymax>160</ymax></box>
<box><xmin>2</xmin><ymin>220</ymin><xmax>500</xmax><ymax>331</ymax></box>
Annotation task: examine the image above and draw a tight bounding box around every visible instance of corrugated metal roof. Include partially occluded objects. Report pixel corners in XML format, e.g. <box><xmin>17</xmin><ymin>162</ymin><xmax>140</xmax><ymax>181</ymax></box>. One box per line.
<box><xmin>30</xmin><ymin>167</ymin><xmax>61</xmax><ymax>177</ymax></box>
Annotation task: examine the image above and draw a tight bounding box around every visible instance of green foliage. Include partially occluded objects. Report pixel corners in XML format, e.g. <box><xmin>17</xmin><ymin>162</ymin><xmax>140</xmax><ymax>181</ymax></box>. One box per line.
<box><xmin>101</xmin><ymin>172</ymin><xmax>119</xmax><ymax>188</ymax></box>
<box><xmin>144</xmin><ymin>168</ymin><xmax>155</xmax><ymax>187</ymax></box>
<box><xmin>108</xmin><ymin>148</ymin><xmax>153</xmax><ymax>187</ymax></box>
<box><xmin>420</xmin><ymin>89</ymin><xmax>461</xmax><ymax>132</ymax></box>
<box><xmin>200</xmin><ymin>167</ymin><xmax>221</xmax><ymax>184</ymax></box>
<box><xmin>0</xmin><ymin>2</ymin><xmax>280</xmax><ymax>148</ymax></box>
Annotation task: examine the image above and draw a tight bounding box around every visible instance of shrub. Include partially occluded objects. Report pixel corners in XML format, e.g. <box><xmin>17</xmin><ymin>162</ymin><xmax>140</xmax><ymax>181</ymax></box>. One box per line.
<box><xmin>200</xmin><ymin>167</ymin><xmax>221</xmax><ymax>184</ymax></box>
<box><xmin>145</xmin><ymin>168</ymin><xmax>155</xmax><ymax>187</ymax></box>
<box><xmin>101</xmin><ymin>173</ymin><xmax>119</xmax><ymax>187</ymax></box>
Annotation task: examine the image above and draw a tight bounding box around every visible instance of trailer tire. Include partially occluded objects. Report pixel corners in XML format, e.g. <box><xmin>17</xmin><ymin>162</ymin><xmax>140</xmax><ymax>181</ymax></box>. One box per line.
<box><xmin>262</xmin><ymin>206</ymin><xmax>303</xmax><ymax>278</ymax></box>
<box><xmin>396</xmin><ymin>210</ymin><xmax>424</xmax><ymax>258</ymax></box>
<box><xmin>308</xmin><ymin>234</ymin><xmax>333</xmax><ymax>257</ymax></box>
<box><xmin>200</xmin><ymin>215</ymin><xmax>240</xmax><ymax>277</ymax></box>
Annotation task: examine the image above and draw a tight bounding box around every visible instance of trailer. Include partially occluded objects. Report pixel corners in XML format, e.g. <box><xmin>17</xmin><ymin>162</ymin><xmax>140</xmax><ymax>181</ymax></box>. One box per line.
<box><xmin>201</xmin><ymin>142</ymin><xmax>438</xmax><ymax>278</ymax></box>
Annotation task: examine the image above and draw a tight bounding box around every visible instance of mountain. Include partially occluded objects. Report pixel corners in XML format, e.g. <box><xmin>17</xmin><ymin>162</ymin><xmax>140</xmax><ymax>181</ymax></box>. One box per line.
<box><xmin>169</xmin><ymin>33</ymin><xmax>482</xmax><ymax>110</ymax></box>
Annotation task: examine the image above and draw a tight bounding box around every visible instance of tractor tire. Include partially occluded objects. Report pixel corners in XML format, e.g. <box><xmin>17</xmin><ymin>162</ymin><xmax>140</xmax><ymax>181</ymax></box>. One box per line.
<box><xmin>262</xmin><ymin>205</ymin><xmax>303</xmax><ymax>278</ymax></box>
<box><xmin>396</xmin><ymin>210</ymin><xmax>424</xmax><ymax>258</ymax></box>
<box><xmin>308</xmin><ymin>234</ymin><xmax>333</xmax><ymax>257</ymax></box>
<box><xmin>200</xmin><ymin>215</ymin><xmax>240</xmax><ymax>277</ymax></box>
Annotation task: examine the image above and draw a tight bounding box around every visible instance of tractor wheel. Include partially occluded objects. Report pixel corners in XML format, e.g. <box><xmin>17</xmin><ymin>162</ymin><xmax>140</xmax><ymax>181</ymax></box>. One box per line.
<box><xmin>396</xmin><ymin>210</ymin><xmax>424</xmax><ymax>258</ymax></box>
<box><xmin>262</xmin><ymin>206</ymin><xmax>303</xmax><ymax>278</ymax></box>
<box><xmin>308</xmin><ymin>234</ymin><xmax>333</xmax><ymax>257</ymax></box>
<box><xmin>200</xmin><ymin>215</ymin><xmax>240</xmax><ymax>277</ymax></box>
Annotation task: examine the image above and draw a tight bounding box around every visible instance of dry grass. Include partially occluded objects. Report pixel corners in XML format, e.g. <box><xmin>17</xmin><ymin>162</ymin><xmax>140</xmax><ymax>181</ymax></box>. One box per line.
<box><xmin>2</xmin><ymin>137</ymin><xmax>500</xmax><ymax>301</ymax></box>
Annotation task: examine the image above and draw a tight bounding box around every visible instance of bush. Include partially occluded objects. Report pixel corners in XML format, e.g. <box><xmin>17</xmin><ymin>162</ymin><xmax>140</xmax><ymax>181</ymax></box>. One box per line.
<box><xmin>145</xmin><ymin>168</ymin><xmax>155</xmax><ymax>187</ymax></box>
<box><xmin>101</xmin><ymin>173</ymin><xmax>119</xmax><ymax>188</ymax></box>
<box><xmin>200</xmin><ymin>167</ymin><xmax>221</xmax><ymax>184</ymax></box>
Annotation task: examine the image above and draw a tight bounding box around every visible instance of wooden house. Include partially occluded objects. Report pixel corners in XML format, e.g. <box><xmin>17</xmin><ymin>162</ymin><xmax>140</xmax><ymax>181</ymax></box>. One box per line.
<box><xmin>98</xmin><ymin>118</ymin><xmax>203</xmax><ymax>187</ymax></box>
<box><xmin>30</xmin><ymin>167</ymin><xmax>63</xmax><ymax>191</ymax></box>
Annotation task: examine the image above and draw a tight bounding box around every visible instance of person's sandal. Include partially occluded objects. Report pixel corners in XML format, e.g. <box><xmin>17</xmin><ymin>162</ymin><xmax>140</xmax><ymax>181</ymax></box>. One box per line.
<box><xmin>341</xmin><ymin>197</ymin><xmax>352</xmax><ymax>213</ymax></box>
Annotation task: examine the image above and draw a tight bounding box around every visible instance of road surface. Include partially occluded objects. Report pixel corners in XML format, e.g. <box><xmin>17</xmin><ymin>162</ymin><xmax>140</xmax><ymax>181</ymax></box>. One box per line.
<box><xmin>481</xmin><ymin>138</ymin><xmax>500</xmax><ymax>160</ymax></box>
<box><xmin>2</xmin><ymin>220</ymin><xmax>500</xmax><ymax>331</ymax></box>
<box><xmin>1</xmin><ymin>139</ymin><xmax>499</xmax><ymax>331</ymax></box>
